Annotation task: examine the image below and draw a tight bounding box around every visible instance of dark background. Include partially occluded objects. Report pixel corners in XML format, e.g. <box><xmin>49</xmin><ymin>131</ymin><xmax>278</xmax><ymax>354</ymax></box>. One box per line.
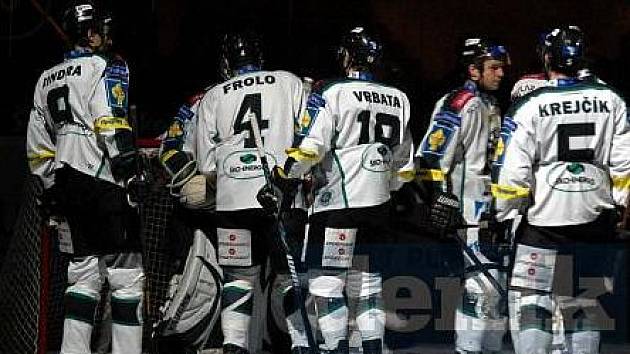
<box><xmin>1</xmin><ymin>0</ymin><xmax>630</xmax><ymax>348</ymax></box>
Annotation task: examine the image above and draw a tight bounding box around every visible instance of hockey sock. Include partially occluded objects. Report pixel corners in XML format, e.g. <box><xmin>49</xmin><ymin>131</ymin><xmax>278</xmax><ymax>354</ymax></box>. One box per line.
<box><xmin>221</xmin><ymin>266</ymin><xmax>259</xmax><ymax>349</ymax></box>
<box><xmin>108</xmin><ymin>265</ymin><xmax>144</xmax><ymax>354</ymax></box>
<box><xmin>352</xmin><ymin>272</ymin><xmax>385</xmax><ymax>352</ymax></box>
<box><xmin>61</xmin><ymin>291</ymin><xmax>98</xmax><ymax>354</ymax></box>
<box><xmin>310</xmin><ymin>274</ymin><xmax>348</xmax><ymax>351</ymax></box>
<box><xmin>509</xmin><ymin>290</ymin><xmax>553</xmax><ymax>354</ymax></box>
<box><xmin>61</xmin><ymin>257</ymin><xmax>101</xmax><ymax>354</ymax></box>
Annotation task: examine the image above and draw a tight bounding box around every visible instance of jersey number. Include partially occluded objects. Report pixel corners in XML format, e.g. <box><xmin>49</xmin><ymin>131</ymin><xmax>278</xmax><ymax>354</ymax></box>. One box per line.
<box><xmin>47</xmin><ymin>85</ymin><xmax>74</xmax><ymax>125</ymax></box>
<box><xmin>234</xmin><ymin>93</ymin><xmax>269</xmax><ymax>148</ymax></box>
<box><xmin>557</xmin><ymin>123</ymin><xmax>595</xmax><ymax>162</ymax></box>
<box><xmin>357</xmin><ymin>111</ymin><xmax>400</xmax><ymax>148</ymax></box>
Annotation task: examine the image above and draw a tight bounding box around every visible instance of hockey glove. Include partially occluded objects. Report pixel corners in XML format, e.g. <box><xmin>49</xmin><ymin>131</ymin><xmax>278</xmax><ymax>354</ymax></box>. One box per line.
<box><xmin>256</xmin><ymin>166</ymin><xmax>301</xmax><ymax>215</ymax></box>
<box><xmin>111</xmin><ymin>150</ymin><xmax>138</xmax><ymax>183</ymax></box>
<box><xmin>429</xmin><ymin>192</ymin><xmax>462</xmax><ymax>234</ymax></box>
<box><xmin>478</xmin><ymin>212</ymin><xmax>512</xmax><ymax>261</ymax></box>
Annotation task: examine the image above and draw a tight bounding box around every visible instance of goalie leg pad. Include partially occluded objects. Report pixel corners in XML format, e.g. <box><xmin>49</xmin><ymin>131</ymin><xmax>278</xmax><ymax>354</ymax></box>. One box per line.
<box><xmin>155</xmin><ymin>229</ymin><xmax>223</xmax><ymax>351</ymax></box>
<box><xmin>222</xmin><ymin>265</ymin><xmax>260</xmax><ymax>349</ymax></box>
<box><xmin>309</xmin><ymin>272</ymin><xmax>348</xmax><ymax>351</ymax></box>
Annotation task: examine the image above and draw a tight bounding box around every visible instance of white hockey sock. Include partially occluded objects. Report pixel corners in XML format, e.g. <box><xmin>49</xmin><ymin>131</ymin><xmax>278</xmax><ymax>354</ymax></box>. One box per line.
<box><xmin>310</xmin><ymin>274</ymin><xmax>348</xmax><ymax>351</ymax></box>
<box><xmin>222</xmin><ymin>278</ymin><xmax>255</xmax><ymax>349</ymax></box>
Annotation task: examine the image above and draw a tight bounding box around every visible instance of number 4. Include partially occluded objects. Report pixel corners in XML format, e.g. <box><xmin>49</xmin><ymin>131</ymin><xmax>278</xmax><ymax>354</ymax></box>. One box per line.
<box><xmin>234</xmin><ymin>93</ymin><xmax>268</xmax><ymax>148</ymax></box>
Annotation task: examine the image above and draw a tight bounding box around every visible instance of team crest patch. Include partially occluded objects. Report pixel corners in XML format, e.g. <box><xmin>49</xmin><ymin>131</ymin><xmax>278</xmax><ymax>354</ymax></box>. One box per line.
<box><xmin>422</xmin><ymin>124</ymin><xmax>454</xmax><ymax>156</ymax></box>
<box><xmin>106</xmin><ymin>78</ymin><xmax>128</xmax><ymax>109</ymax></box>
<box><xmin>167</xmin><ymin>121</ymin><xmax>184</xmax><ymax>138</ymax></box>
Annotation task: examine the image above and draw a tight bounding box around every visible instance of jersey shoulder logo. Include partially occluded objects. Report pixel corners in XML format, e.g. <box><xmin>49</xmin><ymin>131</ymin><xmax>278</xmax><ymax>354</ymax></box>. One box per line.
<box><xmin>422</xmin><ymin>123</ymin><xmax>454</xmax><ymax>156</ymax></box>
<box><xmin>446</xmin><ymin>89</ymin><xmax>476</xmax><ymax>113</ymax></box>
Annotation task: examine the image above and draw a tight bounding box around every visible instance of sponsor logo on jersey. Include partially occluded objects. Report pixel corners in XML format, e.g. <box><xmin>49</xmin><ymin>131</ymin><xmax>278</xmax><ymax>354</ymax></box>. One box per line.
<box><xmin>546</xmin><ymin>162</ymin><xmax>605</xmax><ymax>192</ymax></box>
<box><xmin>361</xmin><ymin>143</ymin><xmax>392</xmax><ymax>172</ymax></box>
<box><xmin>223</xmin><ymin>75</ymin><xmax>276</xmax><ymax>94</ymax></box>
<box><xmin>106</xmin><ymin>78</ymin><xmax>128</xmax><ymax>109</ymax></box>
<box><xmin>422</xmin><ymin>124</ymin><xmax>454</xmax><ymax>157</ymax></box>
<box><xmin>538</xmin><ymin>97</ymin><xmax>611</xmax><ymax>117</ymax></box>
<box><xmin>223</xmin><ymin>150</ymin><xmax>277</xmax><ymax>179</ymax></box>
<box><xmin>352</xmin><ymin>90</ymin><xmax>401</xmax><ymax>108</ymax></box>
<box><xmin>319</xmin><ymin>190</ymin><xmax>332</xmax><ymax>206</ymax></box>
<box><xmin>42</xmin><ymin>65</ymin><xmax>82</xmax><ymax>88</ymax></box>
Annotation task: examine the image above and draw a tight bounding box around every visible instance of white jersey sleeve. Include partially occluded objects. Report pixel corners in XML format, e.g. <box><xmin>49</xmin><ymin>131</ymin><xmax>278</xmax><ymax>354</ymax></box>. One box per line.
<box><xmin>493</xmin><ymin>81</ymin><xmax>630</xmax><ymax>225</ymax></box>
<box><xmin>196</xmin><ymin>70</ymin><xmax>305</xmax><ymax>211</ymax></box>
<box><xmin>288</xmin><ymin>79</ymin><xmax>412</xmax><ymax>212</ymax></box>
<box><xmin>26</xmin><ymin>105</ymin><xmax>56</xmax><ymax>189</ymax></box>
<box><xmin>160</xmin><ymin>90</ymin><xmax>208</xmax><ymax>183</ymax></box>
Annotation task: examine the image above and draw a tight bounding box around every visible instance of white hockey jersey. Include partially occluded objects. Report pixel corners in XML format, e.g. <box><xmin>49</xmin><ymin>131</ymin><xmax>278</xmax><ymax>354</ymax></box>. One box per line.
<box><xmin>416</xmin><ymin>81</ymin><xmax>501</xmax><ymax>224</ymax></box>
<box><xmin>27</xmin><ymin>49</ymin><xmax>132</xmax><ymax>185</ymax></box>
<box><xmin>287</xmin><ymin>78</ymin><xmax>413</xmax><ymax>213</ymax></box>
<box><xmin>493</xmin><ymin>79</ymin><xmax>630</xmax><ymax>226</ymax></box>
<box><xmin>196</xmin><ymin>70</ymin><xmax>305</xmax><ymax>211</ymax></box>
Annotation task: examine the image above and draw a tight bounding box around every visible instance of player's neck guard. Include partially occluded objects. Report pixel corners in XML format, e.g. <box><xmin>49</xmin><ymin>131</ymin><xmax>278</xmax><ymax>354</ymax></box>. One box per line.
<box><xmin>235</xmin><ymin>64</ymin><xmax>261</xmax><ymax>76</ymax></box>
<box><xmin>65</xmin><ymin>47</ymin><xmax>93</xmax><ymax>59</ymax></box>
<box><xmin>553</xmin><ymin>77</ymin><xmax>580</xmax><ymax>87</ymax></box>
<box><xmin>347</xmin><ymin>70</ymin><xmax>374</xmax><ymax>81</ymax></box>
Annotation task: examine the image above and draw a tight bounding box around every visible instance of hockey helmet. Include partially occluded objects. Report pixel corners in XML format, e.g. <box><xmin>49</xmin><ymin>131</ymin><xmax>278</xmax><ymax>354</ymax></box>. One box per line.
<box><xmin>540</xmin><ymin>26</ymin><xmax>584</xmax><ymax>72</ymax></box>
<box><xmin>337</xmin><ymin>26</ymin><xmax>382</xmax><ymax>71</ymax></box>
<box><xmin>62</xmin><ymin>1</ymin><xmax>113</xmax><ymax>48</ymax></box>
<box><xmin>460</xmin><ymin>37</ymin><xmax>510</xmax><ymax>68</ymax></box>
<box><xmin>219</xmin><ymin>31</ymin><xmax>264</xmax><ymax>80</ymax></box>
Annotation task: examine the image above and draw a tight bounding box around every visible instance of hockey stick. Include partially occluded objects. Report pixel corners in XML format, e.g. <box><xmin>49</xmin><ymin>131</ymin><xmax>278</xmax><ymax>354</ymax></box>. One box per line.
<box><xmin>249</xmin><ymin>110</ymin><xmax>319</xmax><ymax>353</ymax></box>
<box><xmin>448</xmin><ymin>225</ymin><xmax>507</xmax><ymax>298</ymax></box>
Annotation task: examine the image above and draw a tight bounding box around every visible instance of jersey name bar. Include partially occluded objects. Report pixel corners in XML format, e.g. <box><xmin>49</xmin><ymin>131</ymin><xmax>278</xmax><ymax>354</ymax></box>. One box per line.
<box><xmin>223</xmin><ymin>74</ymin><xmax>276</xmax><ymax>94</ymax></box>
<box><xmin>352</xmin><ymin>90</ymin><xmax>401</xmax><ymax>108</ymax></box>
<box><xmin>539</xmin><ymin>97</ymin><xmax>610</xmax><ymax>117</ymax></box>
<box><xmin>42</xmin><ymin>65</ymin><xmax>82</xmax><ymax>88</ymax></box>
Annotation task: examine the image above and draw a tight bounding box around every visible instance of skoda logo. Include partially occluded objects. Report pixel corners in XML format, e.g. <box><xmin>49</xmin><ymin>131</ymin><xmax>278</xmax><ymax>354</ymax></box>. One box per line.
<box><xmin>377</xmin><ymin>146</ymin><xmax>388</xmax><ymax>156</ymax></box>
<box><xmin>240</xmin><ymin>154</ymin><xmax>257</xmax><ymax>164</ymax></box>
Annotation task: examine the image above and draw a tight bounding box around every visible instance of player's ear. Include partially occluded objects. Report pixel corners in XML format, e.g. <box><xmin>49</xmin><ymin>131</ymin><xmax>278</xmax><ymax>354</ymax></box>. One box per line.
<box><xmin>468</xmin><ymin>63</ymin><xmax>481</xmax><ymax>81</ymax></box>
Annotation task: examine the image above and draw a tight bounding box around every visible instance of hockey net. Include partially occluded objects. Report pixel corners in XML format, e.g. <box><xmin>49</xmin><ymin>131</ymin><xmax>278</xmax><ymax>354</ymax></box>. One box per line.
<box><xmin>0</xmin><ymin>138</ymin><xmax>179</xmax><ymax>354</ymax></box>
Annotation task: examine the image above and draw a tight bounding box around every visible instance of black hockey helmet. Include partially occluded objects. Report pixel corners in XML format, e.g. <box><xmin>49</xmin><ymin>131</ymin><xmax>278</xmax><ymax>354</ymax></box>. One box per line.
<box><xmin>219</xmin><ymin>31</ymin><xmax>264</xmax><ymax>80</ymax></box>
<box><xmin>540</xmin><ymin>26</ymin><xmax>584</xmax><ymax>73</ymax></box>
<box><xmin>337</xmin><ymin>26</ymin><xmax>382</xmax><ymax>72</ymax></box>
<box><xmin>62</xmin><ymin>1</ymin><xmax>113</xmax><ymax>48</ymax></box>
<box><xmin>460</xmin><ymin>37</ymin><xmax>510</xmax><ymax>69</ymax></box>
<box><xmin>62</xmin><ymin>1</ymin><xmax>97</xmax><ymax>47</ymax></box>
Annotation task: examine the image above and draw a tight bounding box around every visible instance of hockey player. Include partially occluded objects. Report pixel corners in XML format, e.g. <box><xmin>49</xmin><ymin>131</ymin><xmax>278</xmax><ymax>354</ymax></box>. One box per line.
<box><xmin>415</xmin><ymin>38</ymin><xmax>510</xmax><ymax>354</ymax></box>
<box><xmin>510</xmin><ymin>26</ymin><xmax>600</xmax><ymax>102</ymax></box>
<box><xmin>26</xmin><ymin>2</ymin><xmax>144</xmax><ymax>354</ymax></box>
<box><xmin>195</xmin><ymin>31</ymin><xmax>308</xmax><ymax>354</ymax></box>
<box><xmin>275</xmin><ymin>27</ymin><xmax>413</xmax><ymax>354</ymax></box>
<box><xmin>493</xmin><ymin>26</ymin><xmax>630</xmax><ymax>354</ymax></box>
